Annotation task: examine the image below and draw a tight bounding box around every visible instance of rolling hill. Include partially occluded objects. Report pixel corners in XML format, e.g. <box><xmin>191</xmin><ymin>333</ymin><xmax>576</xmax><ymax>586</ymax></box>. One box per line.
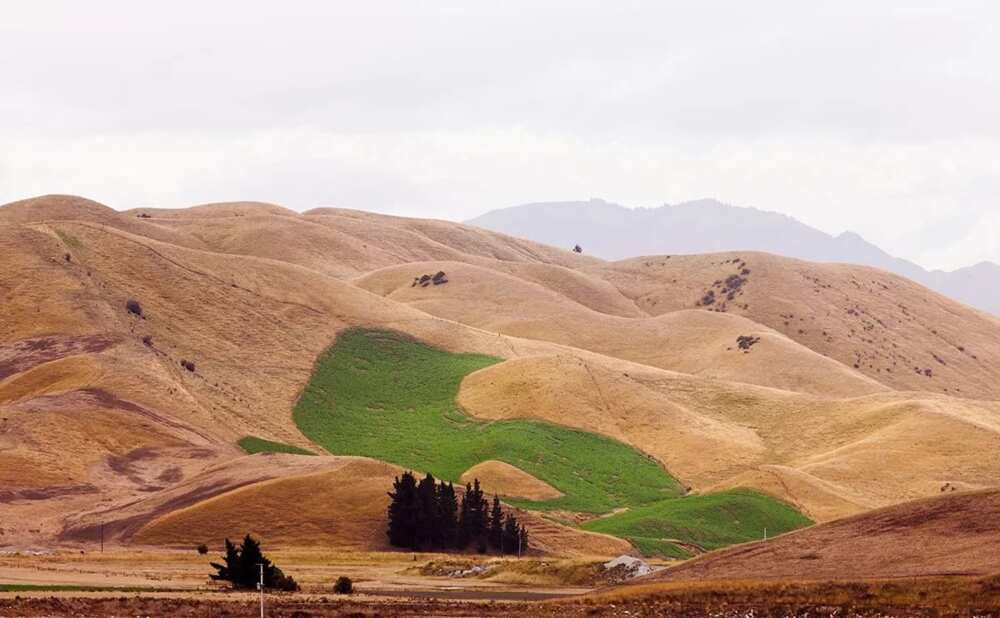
<box><xmin>651</xmin><ymin>488</ymin><xmax>1000</xmax><ymax>581</ymax></box>
<box><xmin>2</xmin><ymin>194</ymin><xmax>1000</xmax><ymax>569</ymax></box>
<box><xmin>468</xmin><ymin>198</ymin><xmax>1000</xmax><ymax>315</ymax></box>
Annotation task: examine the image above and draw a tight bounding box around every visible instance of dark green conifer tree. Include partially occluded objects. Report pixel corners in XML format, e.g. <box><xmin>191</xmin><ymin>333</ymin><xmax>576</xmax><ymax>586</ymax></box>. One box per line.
<box><xmin>488</xmin><ymin>494</ymin><xmax>504</xmax><ymax>551</ymax></box>
<box><xmin>437</xmin><ymin>481</ymin><xmax>459</xmax><ymax>548</ymax></box>
<box><xmin>416</xmin><ymin>472</ymin><xmax>439</xmax><ymax>548</ymax></box>
<box><xmin>502</xmin><ymin>514</ymin><xmax>520</xmax><ymax>556</ymax></box>
<box><xmin>387</xmin><ymin>471</ymin><xmax>420</xmax><ymax>549</ymax></box>
<box><xmin>210</xmin><ymin>534</ymin><xmax>298</xmax><ymax>590</ymax></box>
<box><xmin>470</xmin><ymin>479</ymin><xmax>487</xmax><ymax>542</ymax></box>
<box><xmin>457</xmin><ymin>481</ymin><xmax>473</xmax><ymax>548</ymax></box>
<box><xmin>209</xmin><ymin>538</ymin><xmax>241</xmax><ymax>585</ymax></box>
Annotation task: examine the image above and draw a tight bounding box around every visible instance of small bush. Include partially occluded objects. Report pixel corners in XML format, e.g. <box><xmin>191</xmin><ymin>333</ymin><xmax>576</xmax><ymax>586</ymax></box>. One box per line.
<box><xmin>197</xmin><ymin>544</ymin><xmax>209</xmax><ymax>555</ymax></box>
<box><xmin>125</xmin><ymin>299</ymin><xmax>143</xmax><ymax>317</ymax></box>
<box><xmin>180</xmin><ymin>359</ymin><xmax>196</xmax><ymax>372</ymax></box>
<box><xmin>333</xmin><ymin>576</ymin><xmax>353</xmax><ymax>594</ymax></box>
<box><xmin>273</xmin><ymin>569</ymin><xmax>300</xmax><ymax>592</ymax></box>
<box><xmin>142</xmin><ymin>335</ymin><xmax>153</xmax><ymax>347</ymax></box>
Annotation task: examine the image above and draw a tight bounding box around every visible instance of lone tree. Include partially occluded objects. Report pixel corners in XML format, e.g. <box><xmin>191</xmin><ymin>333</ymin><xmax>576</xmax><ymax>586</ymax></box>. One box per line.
<box><xmin>573</xmin><ymin>244</ymin><xmax>583</xmax><ymax>253</ymax></box>
<box><xmin>209</xmin><ymin>534</ymin><xmax>298</xmax><ymax>591</ymax></box>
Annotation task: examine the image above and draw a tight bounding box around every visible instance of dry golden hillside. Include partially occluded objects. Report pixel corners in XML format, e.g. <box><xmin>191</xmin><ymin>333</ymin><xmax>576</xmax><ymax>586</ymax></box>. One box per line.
<box><xmin>652</xmin><ymin>489</ymin><xmax>1000</xmax><ymax>581</ymax></box>
<box><xmin>0</xmin><ymin>204</ymin><xmax>565</xmax><ymax>548</ymax></box>
<box><xmin>457</xmin><ymin>352</ymin><xmax>1000</xmax><ymax>522</ymax></box>
<box><xmin>3</xmin><ymin>194</ymin><xmax>1000</xmax><ymax>560</ymax></box>
<box><xmin>585</xmin><ymin>252</ymin><xmax>1000</xmax><ymax>400</ymax></box>
<box><xmin>355</xmin><ymin>260</ymin><xmax>885</xmax><ymax>396</ymax></box>
<box><xmin>133</xmin><ymin>457</ymin><xmax>628</xmax><ymax>556</ymax></box>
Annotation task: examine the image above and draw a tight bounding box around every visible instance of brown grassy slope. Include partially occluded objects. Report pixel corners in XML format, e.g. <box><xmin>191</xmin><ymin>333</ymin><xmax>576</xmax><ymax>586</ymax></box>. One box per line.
<box><xmin>0</xmin><ymin>205</ymin><xmax>565</xmax><ymax>549</ymax></box>
<box><xmin>356</xmin><ymin>261</ymin><xmax>885</xmax><ymax>397</ymax></box>
<box><xmin>0</xmin><ymin>194</ymin><xmax>212</xmax><ymax>251</ymax></box>
<box><xmin>5</xmin><ymin>194</ymin><xmax>1000</xmax><ymax>553</ymax></box>
<box><xmin>459</xmin><ymin>354</ymin><xmax>1000</xmax><ymax>521</ymax></box>
<box><xmin>651</xmin><ymin>489</ymin><xmax>1000</xmax><ymax>581</ymax></box>
<box><xmin>134</xmin><ymin>458</ymin><xmax>628</xmax><ymax>556</ymax></box>
<box><xmin>584</xmin><ymin>252</ymin><xmax>1000</xmax><ymax>400</ymax></box>
<box><xmin>111</xmin><ymin>204</ymin><xmax>600</xmax><ymax>280</ymax></box>
<box><xmin>459</xmin><ymin>460</ymin><xmax>564</xmax><ymax>501</ymax></box>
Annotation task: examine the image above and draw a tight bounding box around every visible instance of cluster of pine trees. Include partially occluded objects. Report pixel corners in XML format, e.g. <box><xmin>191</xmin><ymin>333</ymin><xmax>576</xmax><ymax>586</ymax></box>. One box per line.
<box><xmin>387</xmin><ymin>472</ymin><xmax>528</xmax><ymax>555</ymax></box>
<box><xmin>209</xmin><ymin>534</ymin><xmax>299</xmax><ymax>591</ymax></box>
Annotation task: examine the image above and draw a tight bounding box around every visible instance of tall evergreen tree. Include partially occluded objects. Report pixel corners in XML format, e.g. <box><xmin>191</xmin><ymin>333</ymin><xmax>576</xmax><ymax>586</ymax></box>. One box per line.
<box><xmin>387</xmin><ymin>471</ymin><xmax>420</xmax><ymax>549</ymax></box>
<box><xmin>518</xmin><ymin>525</ymin><xmax>529</xmax><ymax>556</ymax></box>
<box><xmin>488</xmin><ymin>494</ymin><xmax>504</xmax><ymax>551</ymax></box>
<box><xmin>437</xmin><ymin>481</ymin><xmax>459</xmax><ymax>548</ymax></box>
<box><xmin>457</xmin><ymin>481</ymin><xmax>473</xmax><ymax>548</ymax></box>
<box><xmin>209</xmin><ymin>538</ymin><xmax>241</xmax><ymax>585</ymax></box>
<box><xmin>238</xmin><ymin>534</ymin><xmax>272</xmax><ymax>585</ymax></box>
<box><xmin>502</xmin><ymin>514</ymin><xmax>521</xmax><ymax>556</ymax></box>
<box><xmin>415</xmin><ymin>472</ymin><xmax>439</xmax><ymax>548</ymax></box>
<box><xmin>468</xmin><ymin>479</ymin><xmax>487</xmax><ymax>542</ymax></box>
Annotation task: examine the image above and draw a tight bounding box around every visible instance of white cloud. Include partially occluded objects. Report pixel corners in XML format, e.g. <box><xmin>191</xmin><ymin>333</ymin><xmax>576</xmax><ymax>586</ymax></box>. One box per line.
<box><xmin>2</xmin><ymin>1</ymin><xmax>1000</xmax><ymax>270</ymax></box>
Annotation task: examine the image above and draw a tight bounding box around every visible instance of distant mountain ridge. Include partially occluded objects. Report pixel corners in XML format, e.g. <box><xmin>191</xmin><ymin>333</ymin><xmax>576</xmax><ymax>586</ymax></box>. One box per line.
<box><xmin>467</xmin><ymin>199</ymin><xmax>1000</xmax><ymax>315</ymax></box>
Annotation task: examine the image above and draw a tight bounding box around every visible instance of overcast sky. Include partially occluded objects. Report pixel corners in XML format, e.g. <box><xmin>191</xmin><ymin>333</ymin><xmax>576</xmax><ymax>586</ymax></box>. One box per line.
<box><xmin>2</xmin><ymin>1</ymin><xmax>999</xmax><ymax>270</ymax></box>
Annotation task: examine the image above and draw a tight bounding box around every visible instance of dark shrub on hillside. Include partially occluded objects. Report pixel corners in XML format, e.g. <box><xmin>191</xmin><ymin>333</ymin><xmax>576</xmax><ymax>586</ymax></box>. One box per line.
<box><xmin>126</xmin><ymin>299</ymin><xmax>143</xmax><ymax>317</ymax></box>
<box><xmin>333</xmin><ymin>576</ymin><xmax>353</xmax><ymax>594</ymax></box>
<box><xmin>142</xmin><ymin>335</ymin><xmax>153</xmax><ymax>347</ymax></box>
<box><xmin>197</xmin><ymin>543</ymin><xmax>209</xmax><ymax>555</ymax></box>
<box><xmin>180</xmin><ymin>359</ymin><xmax>196</xmax><ymax>372</ymax></box>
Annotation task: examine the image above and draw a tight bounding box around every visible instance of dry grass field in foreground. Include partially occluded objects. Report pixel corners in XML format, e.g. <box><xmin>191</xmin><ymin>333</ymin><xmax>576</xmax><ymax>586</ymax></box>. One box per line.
<box><xmin>1</xmin><ymin>548</ymin><xmax>997</xmax><ymax>616</ymax></box>
<box><xmin>2</xmin><ymin>576</ymin><xmax>998</xmax><ymax>616</ymax></box>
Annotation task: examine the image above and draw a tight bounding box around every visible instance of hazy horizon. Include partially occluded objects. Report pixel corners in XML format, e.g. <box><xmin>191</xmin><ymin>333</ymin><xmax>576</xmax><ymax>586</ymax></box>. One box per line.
<box><xmin>3</xmin><ymin>1</ymin><xmax>999</xmax><ymax>271</ymax></box>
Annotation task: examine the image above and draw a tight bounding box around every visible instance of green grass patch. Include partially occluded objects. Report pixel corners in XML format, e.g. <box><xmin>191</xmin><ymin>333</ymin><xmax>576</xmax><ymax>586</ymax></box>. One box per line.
<box><xmin>582</xmin><ymin>489</ymin><xmax>813</xmax><ymax>553</ymax></box>
<box><xmin>293</xmin><ymin>328</ymin><xmax>682</xmax><ymax>513</ymax></box>
<box><xmin>292</xmin><ymin>328</ymin><xmax>813</xmax><ymax>555</ymax></box>
<box><xmin>625</xmin><ymin>537</ymin><xmax>692</xmax><ymax>560</ymax></box>
<box><xmin>238</xmin><ymin>435</ymin><xmax>316</xmax><ymax>456</ymax></box>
